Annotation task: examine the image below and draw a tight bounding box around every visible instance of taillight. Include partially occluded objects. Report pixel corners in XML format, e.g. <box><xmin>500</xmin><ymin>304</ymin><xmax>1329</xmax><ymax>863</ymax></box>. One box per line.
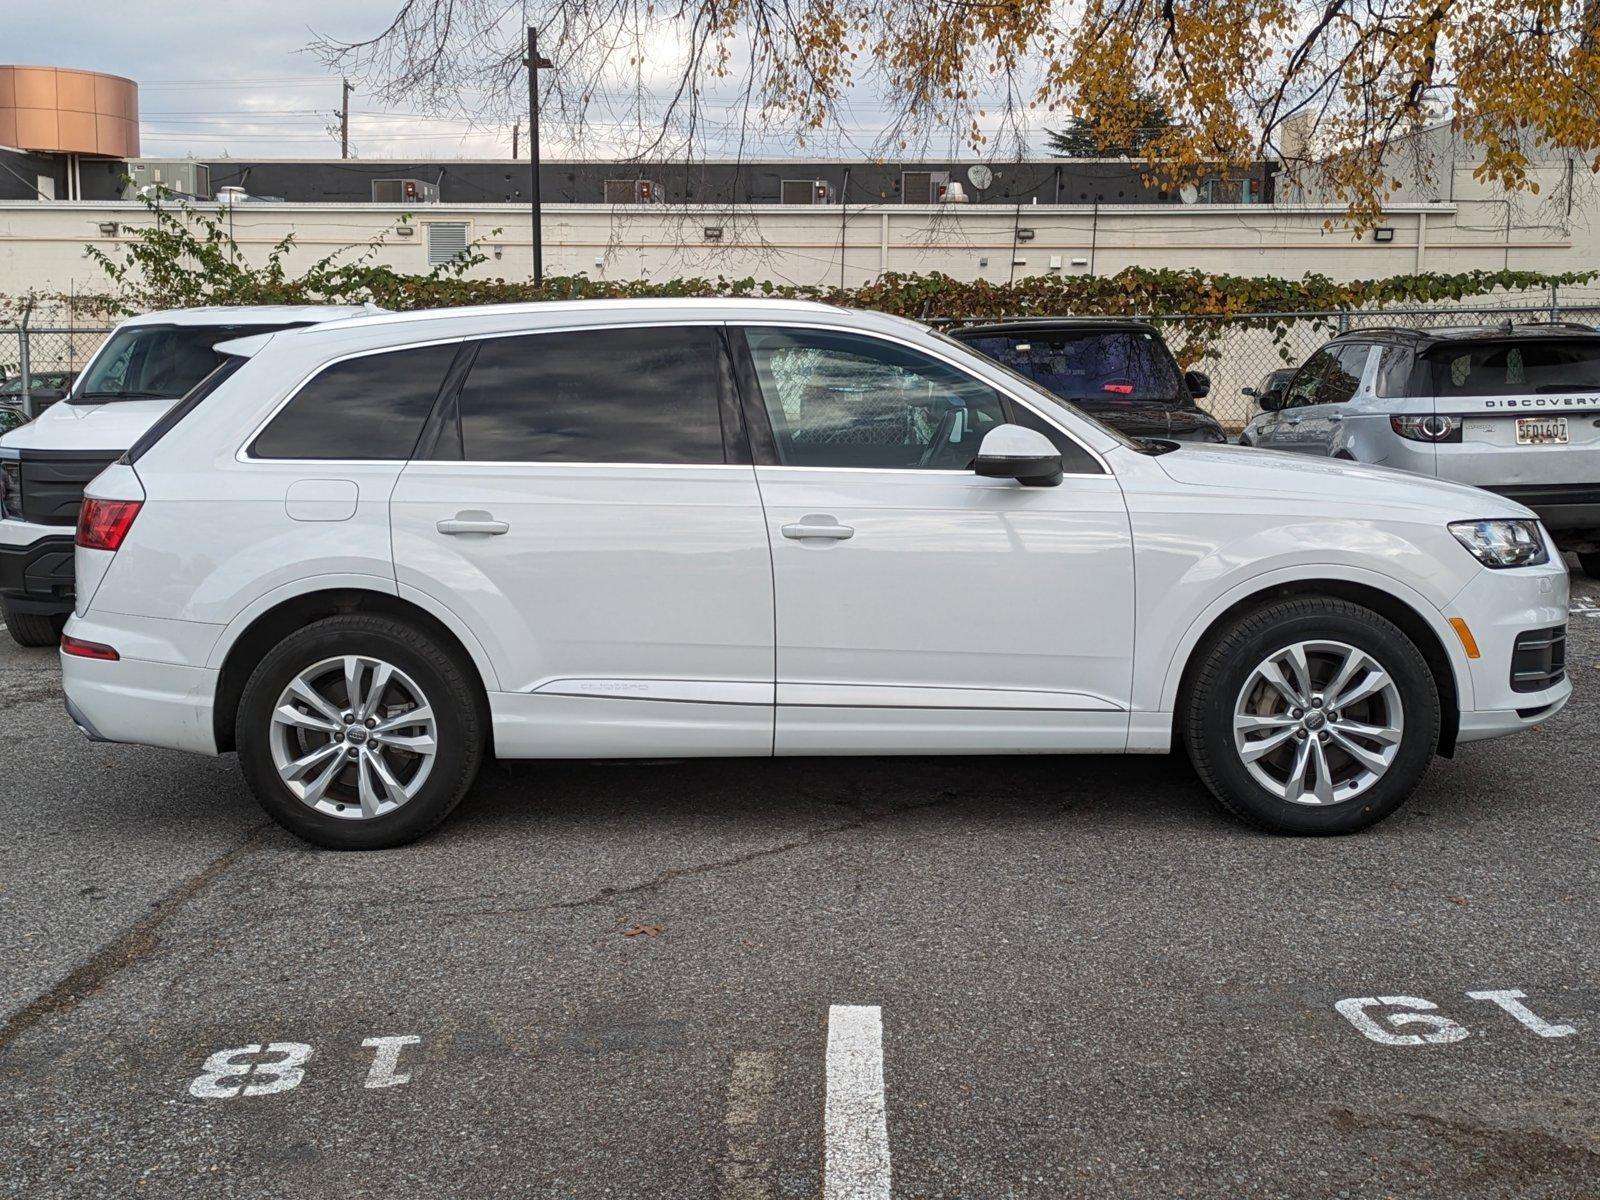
<box><xmin>61</xmin><ymin>635</ymin><xmax>119</xmax><ymax>661</ymax></box>
<box><xmin>76</xmin><ymin>498</ymin><xmax>142</xmax><ymax>550</ymax></box>
<box><xmin>1390</xmin><ymin>414</ymin><xmax>1461</xmax><ymax>443</ymax></box>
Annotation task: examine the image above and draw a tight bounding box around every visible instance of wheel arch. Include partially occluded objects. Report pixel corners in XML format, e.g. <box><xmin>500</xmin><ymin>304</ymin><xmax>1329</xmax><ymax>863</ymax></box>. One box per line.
<box><xmin>1167</xmin><ymin>576</ymin><xmax>1463</xmax><ymax>758</ymax></box>
<box><xmin>211</xmin><ymin>586</ymin><xmax>495</xmax><ymax>754</ymax></box>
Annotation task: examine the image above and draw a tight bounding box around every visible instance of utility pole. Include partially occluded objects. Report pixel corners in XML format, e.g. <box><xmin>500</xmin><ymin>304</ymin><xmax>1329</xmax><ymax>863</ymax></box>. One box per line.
<box><xmin>512</xmin><ymin>122</ymin><xmax>520</xmax><ymax>160</ymax></box>
<box><xmin>340</xmin><ymin>79</ymin><xmax>354</xmax><ymax>159</ymax></box>
<box><xmin>524</xmin><ymin>27</ymin><xmax>553</xmax><ymax>283</ymax></box>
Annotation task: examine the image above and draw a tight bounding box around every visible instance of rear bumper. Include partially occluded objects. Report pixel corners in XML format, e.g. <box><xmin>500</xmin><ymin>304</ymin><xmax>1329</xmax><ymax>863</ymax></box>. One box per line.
<box><xmin>0</xmin><ymin>533</ymin><xmax>75</xmax><ymax>613</ymax></box>
<box><xmin>59</xmin><ymin>646</ymin><xmax>219</xmax><ymax>755</ymax></box>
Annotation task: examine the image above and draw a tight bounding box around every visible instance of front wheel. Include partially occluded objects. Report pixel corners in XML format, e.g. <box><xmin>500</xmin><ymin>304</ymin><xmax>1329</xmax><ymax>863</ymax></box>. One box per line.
<box><xmin>1183</xmin><ymin>597</ymin><xmax>1440</xmax><ymax>834</ymax></box>
<box><xmin>236</xmin><ymin>614</ymin><xmax>485</xmax><ymax>849</ymax></box>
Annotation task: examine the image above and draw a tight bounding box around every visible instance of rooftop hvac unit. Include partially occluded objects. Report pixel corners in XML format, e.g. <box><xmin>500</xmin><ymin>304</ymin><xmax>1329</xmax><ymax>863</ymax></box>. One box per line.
<box><xmin>372</xmin><ymin>179</ymin><xmax>440</xmax><ymax>204</ymax></box>
<box><xmin>123</xmin><ymin>160</ymin><xmax>211</xmax><ymax>201</ymax></box>
<box><xmin>604</xmin><ymin>179</ymin><xmax>661</xmax><ymax>204</ymax></box>
<box><xmin>781</xmin><ymin>179</ymin><xmax>835</xmax><ymax>205</ymax></box>
<box><xmin>901</xmin><ymin>170</ymin><xmax>950</xmax><ymax>205</ymax></box>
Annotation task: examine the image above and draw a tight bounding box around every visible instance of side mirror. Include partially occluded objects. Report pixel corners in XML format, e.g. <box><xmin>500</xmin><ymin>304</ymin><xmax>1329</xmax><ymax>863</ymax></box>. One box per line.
<box><xmin>973</xmin><ymin>424</ymin><xmax>1063</xmax><ymax>487</ymax></box>
<box><xmin>1241</xmin><ymin>386</ymin><xmax>1259</xmax><ymax>398</ymax></box>
<box><xmin>1183</xmin><ymin>370</ymin><xmax>1211</xmax><ymax>399</ymax></box>
<box><xmin>1258</xmin><ymin>387</ymin><xmax>1288</xmax><ymax>412</ymax></box>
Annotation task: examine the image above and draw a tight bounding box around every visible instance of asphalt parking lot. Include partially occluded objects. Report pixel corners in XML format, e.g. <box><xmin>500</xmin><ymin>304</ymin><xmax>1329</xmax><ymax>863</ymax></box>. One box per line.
<box><xmin>2</xmin><ymin>572</ymin><xmax>1599</xmax><ymax>1199</ymax></box>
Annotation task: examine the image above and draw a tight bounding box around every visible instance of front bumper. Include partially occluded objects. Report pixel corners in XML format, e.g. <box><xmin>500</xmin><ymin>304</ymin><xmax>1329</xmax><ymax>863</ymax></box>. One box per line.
<box><xmin>1447</xmin><ymin>555</ymin><xmax>1573</xmax><ymax>741</ymax></box>
<box><xmin>0</xmin><ymin>533</ymin><xmax>75</xmax><ymax>613</ymax></box>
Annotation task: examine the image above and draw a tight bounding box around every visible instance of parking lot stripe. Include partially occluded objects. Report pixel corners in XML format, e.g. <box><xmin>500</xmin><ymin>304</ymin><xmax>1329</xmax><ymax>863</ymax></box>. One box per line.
<box><xmin>824</xmin><ymin>1005</ymin><xmax>891</xmax><ymax>1200</ymax></box>
<box><xmin>719</xmin><ymin>1050</ymin><xmax>778</xmax><ymax>1199</ymax></box>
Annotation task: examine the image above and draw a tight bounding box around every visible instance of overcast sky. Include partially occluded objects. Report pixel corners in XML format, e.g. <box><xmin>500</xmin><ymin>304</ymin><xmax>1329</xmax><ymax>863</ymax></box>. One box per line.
<box><xmin>6</xmin><ymin>0</ymin><xmax>1042</xmax><ymax>162</ymax></box>
<box><xmin>8</xmin><ymin>0</ymin><xmax>609</xmax><ymax>160</ymax></box>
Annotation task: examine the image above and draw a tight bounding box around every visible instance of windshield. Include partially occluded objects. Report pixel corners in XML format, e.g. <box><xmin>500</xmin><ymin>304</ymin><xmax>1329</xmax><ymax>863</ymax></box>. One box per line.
<box><xmin>72</xmin><ymin>323</ymin><xmax>305</xmax><ymax>403</ymax></box>
<box><xmin>958</xmin><ymin>328</ymin><xmax>1186</xmax><ymax>405</ymax></box>
<box><xmin>1429</xmin><ymin>338</ymin><xmax>1600</xmax><ymax>396</ymax></box>
<box><xmin>931</xmin><ymin>328</ymin><xmax>1141</xmax><ymax>451</ymax></box>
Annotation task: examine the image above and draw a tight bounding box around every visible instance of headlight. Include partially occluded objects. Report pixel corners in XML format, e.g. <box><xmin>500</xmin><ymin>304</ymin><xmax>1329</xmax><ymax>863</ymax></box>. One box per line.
<box><xmin>1448</xmin><ymin>519</ymin><xmax>1550</xmax><ymax>568</ymax></box>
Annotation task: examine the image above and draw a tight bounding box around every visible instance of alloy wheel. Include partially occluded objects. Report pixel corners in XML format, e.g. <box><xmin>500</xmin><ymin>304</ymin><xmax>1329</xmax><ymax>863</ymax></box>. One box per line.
<box><xmin>268</xmin><ymin>655</ymin><xmax>438</xmax><ymax>821</ymax></box>
<box><xmin>1232</xmin><ymin>640</ymin><xmax>1404</xmax><ymax>806</ymax></box>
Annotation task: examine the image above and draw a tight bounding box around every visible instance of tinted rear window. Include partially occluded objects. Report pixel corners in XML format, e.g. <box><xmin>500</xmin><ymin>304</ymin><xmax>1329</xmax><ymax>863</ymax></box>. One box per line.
<box><xmin>456</xmin><ymin>326</ymin><xmax>725</xmax><ymax>463</ymax></box>
<box><xmin>1430</xmin><ymin>339</ymin><xmax>1600</xmax><ymax>396</ymax></box>
<box><xmin>252</xmin><ymin>343</ymin><xmax>457</xmax><ymax>460</ymax></box>
<box><xmin>959</xmin><ymin>329</ymin><xmax>1184</xmax><ymax>404</ymax></box>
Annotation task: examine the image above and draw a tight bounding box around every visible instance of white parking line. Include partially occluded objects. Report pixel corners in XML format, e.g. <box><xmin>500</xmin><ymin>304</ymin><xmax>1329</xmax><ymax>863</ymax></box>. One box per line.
<box><xmin>824</xmin><ymin>1005</ymin><xmax>891</xmax><ymax>1200</ymax></box>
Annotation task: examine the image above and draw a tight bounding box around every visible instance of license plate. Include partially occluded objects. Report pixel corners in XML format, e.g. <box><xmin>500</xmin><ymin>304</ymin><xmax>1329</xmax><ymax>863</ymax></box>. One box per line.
<box><xmin>1516</xmin><ymin>416</ymin><xmax>1569</xmax><ymax>445</ymax></box>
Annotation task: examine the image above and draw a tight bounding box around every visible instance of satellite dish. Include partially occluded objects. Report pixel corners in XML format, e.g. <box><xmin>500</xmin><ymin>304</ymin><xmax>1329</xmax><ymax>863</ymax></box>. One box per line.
<box><xmin>967</xmin><ymin>164</ymin><xmax>994</xmax><ymax>191</ymax></box>
<box><xmin>1178</xmin><ymin>184</ymin><xmax>1200</xmax><ymax>205</ymax></box>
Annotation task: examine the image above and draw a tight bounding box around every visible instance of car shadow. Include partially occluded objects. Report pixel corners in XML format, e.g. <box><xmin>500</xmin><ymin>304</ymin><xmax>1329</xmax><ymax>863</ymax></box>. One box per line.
<box><xmin>451</xmin><ymin>750</ymin><xmax>1227</xmax><ymax>839</ymax></box>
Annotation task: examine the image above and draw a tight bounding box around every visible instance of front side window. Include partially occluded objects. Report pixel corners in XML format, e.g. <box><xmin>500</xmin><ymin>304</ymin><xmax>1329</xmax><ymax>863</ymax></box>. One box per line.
<box><xmin>77</xmin><ymin>323</ymin><xmax>306</xmax><ymax>403</ymax></box>
<box><xmin>1286</xmin><ymin>348</ymin><xmax>1334</xmax><ymax>408</ymax></box>
<box><xmin>456</xmin><ymin>325</ymin><xmax>725</xmax><ymax>464</ymax></box>
<box><xmin>252</xmin><ymin>343</ymin><xmax>457</xmax><ymax>460</ymax></box>
<box><xmin>958</xmin><ymin>328</ymin><xmax>1184</xmax><ymax>406</ymax></box>
<box><xmin>1431</xmin><ymin>339</ymin><xmax>1600</xmax><ymax>396</ymax></box>
<box><xmin>742</xmin><ymin>327</ymin><xmax>1009</xmax><ymax>470</ymax></box>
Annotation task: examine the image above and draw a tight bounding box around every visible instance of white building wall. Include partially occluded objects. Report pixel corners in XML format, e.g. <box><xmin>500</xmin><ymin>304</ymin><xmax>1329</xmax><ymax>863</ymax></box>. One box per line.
<box><xmin>0</xmin><ymin>195</ymin><xmax>1594</xmax><ymax>308</ymax></box>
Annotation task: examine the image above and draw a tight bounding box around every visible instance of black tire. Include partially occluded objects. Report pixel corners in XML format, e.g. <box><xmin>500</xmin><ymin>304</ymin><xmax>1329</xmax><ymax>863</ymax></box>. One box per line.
<box><xmin>236</xmin><ymin>614</ymin><xmax>485</xmax><ymax>850</ymax></box>
<box><xmin>1577</xmin><ymin>550</ymin><xmax>1600</xmax><ymax>580</ymax></box>
<box><xmin>2</xmin><ymin>600</ymin><xmax>65</xmax><ymax>648</ymax></box>
<box><xmin>1182</xmin><ymin>597</ymin><xmax>1440</xmax><ymax>835</ymax></box>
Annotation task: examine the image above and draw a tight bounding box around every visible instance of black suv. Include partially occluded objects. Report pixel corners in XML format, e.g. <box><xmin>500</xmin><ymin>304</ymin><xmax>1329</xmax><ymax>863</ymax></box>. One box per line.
<box><xmin>947</xmin><ymin>319</ymin><xmax>1227</xmax><ymax>443</ymax></box>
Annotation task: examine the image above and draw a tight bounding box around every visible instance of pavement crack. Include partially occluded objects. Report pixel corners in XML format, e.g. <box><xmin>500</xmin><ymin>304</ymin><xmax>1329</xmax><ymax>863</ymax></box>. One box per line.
<box><xmin>551</xmin><ymin>797</ymin><xmax>950</xmax><ymax>910</ymax></box>
<box><xmin>0</xmin><ymin>824</ymin><xmax>273</xmax><ymax>1056</ymax></box>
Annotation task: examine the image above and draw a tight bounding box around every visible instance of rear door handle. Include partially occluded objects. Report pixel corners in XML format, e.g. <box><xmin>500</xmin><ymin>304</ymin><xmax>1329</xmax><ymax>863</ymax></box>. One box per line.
<box><xmin>1328</xmin><ymin>413</ymin><xmax>1344</xmax><ymax>423</ymax></box>
<box><xmin>782</xmin><ymin>516</ymin><xmax>855</xmax><ymax>541</ymax></box>
<box><xmin>437</xmin><ymin>512</ymin><xmax>509</xmax><ymax>536</ymax></box>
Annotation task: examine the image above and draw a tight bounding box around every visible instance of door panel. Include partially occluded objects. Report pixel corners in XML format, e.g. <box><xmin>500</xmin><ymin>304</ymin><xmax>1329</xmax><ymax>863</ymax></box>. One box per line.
<box><xmin>390</xmin><ymin>323</ymin><xmax>775</xmax><ymax>758</ymax></box>
<box><xmin>392</xmin><ymin>462</ymin><xmax>776</xmax><ymax>756</ymax></box>
<box><xmin>731</xmin><ymin>324</ymin><xmax>1136</xmax><ymax>756</ymax></box>
<box><xmin>756</xmin><ymin>468</ymin><xmax>1134</xmax><ymax>739</ymax></box>
<box><xmin>1269</xmin><ymin>348</ymin><xmax>1334</xmax><ymax>453</ymax></box>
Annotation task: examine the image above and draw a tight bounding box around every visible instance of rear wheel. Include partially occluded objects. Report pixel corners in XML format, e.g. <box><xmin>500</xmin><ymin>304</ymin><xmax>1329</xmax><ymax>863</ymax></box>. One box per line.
<box><xmin>1183</xmin><ymin>597</ymin><xmax>1440</xmax><ymax>834</ymax></box>
<box><xmin>2</xmin><ymin>599</ymin><xmax>64</xmax><ymax>648</ymax></box>
<box><xmin>237</xmin><ymin>614</ymin><xmax>484</xmax><ymax>849</ymax></box>
<box><xmin>1577</xmin><ymin>550</ymin><xmax>1600</xmax><ymax>579</ymax></box>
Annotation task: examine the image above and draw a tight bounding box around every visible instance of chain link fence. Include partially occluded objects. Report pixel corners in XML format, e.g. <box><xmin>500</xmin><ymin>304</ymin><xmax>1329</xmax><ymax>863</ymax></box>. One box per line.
<box><xmin>5</xmin><ymin>299</ymin><xmax>1600</xmax><ymax>429</ymax></box>
<box><xmin>0</xmin><ymin>326</ymin><xmax>115</xmax><ymax>416</ymax></box>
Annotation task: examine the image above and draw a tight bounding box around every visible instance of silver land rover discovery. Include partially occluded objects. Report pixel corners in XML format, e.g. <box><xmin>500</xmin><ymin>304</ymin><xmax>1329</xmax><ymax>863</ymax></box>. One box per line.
<box><xmin>1241</xmin><ymin>322</ymin><xmax>1600</xmax><ymax>577</ymax></box>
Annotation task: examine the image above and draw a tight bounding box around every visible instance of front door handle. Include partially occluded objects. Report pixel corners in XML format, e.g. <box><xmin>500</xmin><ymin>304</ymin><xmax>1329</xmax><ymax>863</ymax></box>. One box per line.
<box><xmin>437</xmin><ymin>511</ymin><xmax>509</xmax><ymax>536</ymax></box>
<box><xmin>1286</xmin><ymin>415</ymin><xmax>1303</xmax><ymax>424</ymax></box>
<box><xmin>1328</xmin><ymin>413</ymin><xmax>1344</xmax><ymax>423</ymax></box>
<box><xmin>782</xmin><ymin>515</ymin><xmax>855</xmax><ymax>541</ymax></box>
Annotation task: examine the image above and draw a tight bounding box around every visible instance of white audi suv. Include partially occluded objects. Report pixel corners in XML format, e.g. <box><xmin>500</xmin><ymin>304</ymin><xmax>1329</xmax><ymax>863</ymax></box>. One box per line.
<box><xmin>59</xmin><ymin>300</ymin><xmax>1571</xmax><ymax>847</ymax></box>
